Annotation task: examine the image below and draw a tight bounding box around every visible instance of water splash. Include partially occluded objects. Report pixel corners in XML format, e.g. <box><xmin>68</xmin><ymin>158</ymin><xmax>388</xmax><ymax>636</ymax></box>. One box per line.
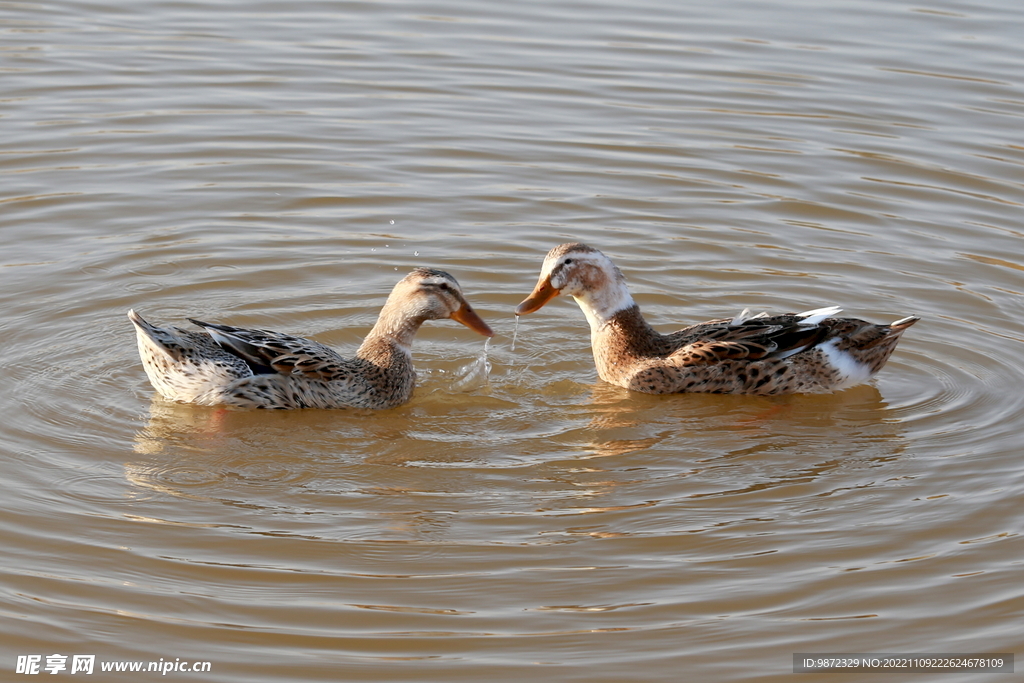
<box><xmin>511</xmin><ymin>314</ymin><xmax>520</xmax><ymax>352</ymax></box>
<box><xmin>450</xmin><ymin>338</ymin><xmax>491</xmax><ymax>392</ymax></box>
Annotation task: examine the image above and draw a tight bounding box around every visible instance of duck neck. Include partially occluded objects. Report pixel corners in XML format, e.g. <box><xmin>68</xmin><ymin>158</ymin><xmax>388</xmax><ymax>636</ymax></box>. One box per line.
<box><xmin>358</xmin><ymin>304</ymin><xmax>425</xmax><ymax>359</ymax></box>
<box><xmin>572</xmin><ymin>280</ymin><xmax>636</xmax><ymax>334</ymax></box>
<box><xmin>588</xmin><ymin>304</ymin><xmax>664</xmax><ymax>383</ymax></box>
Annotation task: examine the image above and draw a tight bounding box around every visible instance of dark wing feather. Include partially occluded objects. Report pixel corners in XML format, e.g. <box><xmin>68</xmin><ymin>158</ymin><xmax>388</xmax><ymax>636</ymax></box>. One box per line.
<box><xmin>189</xmin><ymin>319</ymin><xmax>350</xmax><ymax>381</ymax></box>
<box><xmin>666</xmin><ymin>314</ymin><xmax>832</xmax><ymax>366</ymax></box>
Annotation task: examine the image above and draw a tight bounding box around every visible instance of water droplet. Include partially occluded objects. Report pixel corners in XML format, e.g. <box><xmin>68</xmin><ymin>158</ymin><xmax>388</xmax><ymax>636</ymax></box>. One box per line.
<box><xmin>450</xmin><ymin>339</ymin><xmax>492</xmax><ymax>392</ymax></box>
<box><xmin>511</xmin><ymin>314</ymin><xmax>520</xmax><ymax>351</ymax></box>
<box><xmin>390</xmin><ymin>220</ymin><xmax>395</xmax><ymax>225</ymax></box>
<box><xmin>414</xmin><ymin>251</ymin><xmax>419</xmax><ymax>256</ymax></box>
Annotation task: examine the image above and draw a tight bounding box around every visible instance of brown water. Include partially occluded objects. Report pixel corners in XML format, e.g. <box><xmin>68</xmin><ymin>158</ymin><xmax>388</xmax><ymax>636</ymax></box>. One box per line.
<box><xmin>3</xmin><ymin>0</ymin><xmax>1023</xmax><ymax>680</ymax></box>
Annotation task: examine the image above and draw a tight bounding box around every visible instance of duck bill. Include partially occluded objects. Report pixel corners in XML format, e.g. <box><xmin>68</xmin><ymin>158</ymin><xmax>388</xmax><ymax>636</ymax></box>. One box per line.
<box><xmin>515</xmin><ymin>278</ymin><xmax>560</xmax><ymax>315</ymax></box>
<box><xmin>450</xmin><ymin>303</ymin><xmax>494</xmax><ymax>337</ymax></box>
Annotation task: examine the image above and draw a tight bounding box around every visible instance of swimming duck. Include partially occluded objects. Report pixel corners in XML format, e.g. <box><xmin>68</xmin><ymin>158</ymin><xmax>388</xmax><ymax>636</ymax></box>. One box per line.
<box><xmin>130</xmin><ymin>268</ymin><xmax>493</xmax><ymax>409</ymax></box>
<box><xmin>515</xmin><ymin>243</ymin><xmax>918</xmax><ymax>395</ymax></box>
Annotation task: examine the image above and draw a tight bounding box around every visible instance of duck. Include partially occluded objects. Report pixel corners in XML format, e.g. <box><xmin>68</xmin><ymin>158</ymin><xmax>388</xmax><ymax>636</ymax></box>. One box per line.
<box><xmin>129</xmin><ymin>268</ymin><xmax>493</xmax><ymax>409</ymax></box>
<box><xmin>515</xmin><ymin>243</ymin><xmax>918</xmax><ymax>395</ymax></box>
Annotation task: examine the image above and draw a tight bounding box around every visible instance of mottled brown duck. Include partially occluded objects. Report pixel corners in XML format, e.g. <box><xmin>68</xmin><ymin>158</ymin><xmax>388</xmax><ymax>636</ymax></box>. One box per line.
<box><xmin>130</xmin><ymin>268</ymin><xmax>493</xmax><ymax>409</ymax></box>
<box><xmin>516</xmin><ymin>243</ymin><xmax>918</xmax><ymax>395</ymax></box>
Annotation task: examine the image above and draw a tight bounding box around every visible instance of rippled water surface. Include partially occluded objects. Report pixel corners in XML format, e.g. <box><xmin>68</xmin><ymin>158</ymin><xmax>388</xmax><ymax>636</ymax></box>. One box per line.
<box><xmin>3</xmin><ymin>0</ymin><xmax>1024</xmax><ymax>680</ymax></box>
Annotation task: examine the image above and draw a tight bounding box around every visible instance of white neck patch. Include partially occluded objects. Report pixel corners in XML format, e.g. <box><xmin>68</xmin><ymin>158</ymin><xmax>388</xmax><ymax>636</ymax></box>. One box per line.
<box><xmin>559</xmin><ymin>253</ymin><xmax>633</xmax><ymax>329</ymax></box>
<box><xmin>574</xmin><ymin>286</ymin><xmax>634</xmax><ymax>331</ymax></box>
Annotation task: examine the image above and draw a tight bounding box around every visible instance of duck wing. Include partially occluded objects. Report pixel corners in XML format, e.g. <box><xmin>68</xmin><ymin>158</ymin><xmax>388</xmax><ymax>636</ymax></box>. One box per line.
<box><xmin>188</xmin><ymin>319</ymin><xmax>350</xmax><ymax>380</ymax></box>
<box><xmin>666</xmin><ymin>306</ymin><xmax>839</xmax><ymax>366</ymax></box>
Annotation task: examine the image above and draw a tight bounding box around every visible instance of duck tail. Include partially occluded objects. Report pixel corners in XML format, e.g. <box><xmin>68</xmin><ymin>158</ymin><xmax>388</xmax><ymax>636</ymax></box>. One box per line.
<box><xmin>889</xmin><ymin>315</ymin><xmax>920</xmax><ymax>331</ymax></box>
<box><xmin>127</xmin><ymin>309</ymin><xmax>183</xmax><ymax>361</ymax></box>
<box><xmin>795</xmin><ymin>305</ymin><xmax>843</xmax><ymax>326</ymax></box>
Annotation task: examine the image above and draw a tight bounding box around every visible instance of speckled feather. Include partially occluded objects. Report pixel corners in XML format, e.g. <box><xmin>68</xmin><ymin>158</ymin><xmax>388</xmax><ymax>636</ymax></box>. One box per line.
<box><xmin>517</xmin><ymin>243</ymin><xmax>919</xmax><ymax>395</ymax></box>
<box><xmin>129</xmin><ymin>268</ymin><xmax>493</xmax><ymax>409</ymax></box>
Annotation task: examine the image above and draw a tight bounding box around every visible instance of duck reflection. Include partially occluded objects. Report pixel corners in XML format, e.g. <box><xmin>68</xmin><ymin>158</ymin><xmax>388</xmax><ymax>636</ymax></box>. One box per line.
<box><xmin>527</xmin><ymin>379</ymin><xmax>909</xmax><ymax>531</ymax></box>
<box><xmin>126</xmin><ymin>375</ymin><xmax>910</xmax><ymax>547</ymax></box>
<box><xmin>127</xmin><ymin>395</ymin><xmax>362</xmax><ymax>506</ymax></box>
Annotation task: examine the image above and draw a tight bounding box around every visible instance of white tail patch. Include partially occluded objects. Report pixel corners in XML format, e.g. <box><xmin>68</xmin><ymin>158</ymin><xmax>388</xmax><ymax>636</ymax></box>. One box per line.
<box><xmin>205</xmin><ymin>327</ymin><xmax>237</xmax><ymax>350</ymax></box>
<box><xmin>796</xmin><ymin>305</ymin><xmax>842</xmax><ymax>326</ymax></box>
<box><xmin>731</xmin><ymin>308</ymin><xmax>753</xmax><ymax>326</ymax></box>
<box><xmin>730</xmin><ymin>308</ymin><xmax>770</xmax><ymax>326</ymax></box>
<box><xmin>819</xmin><ymin>338</ymin><xmax>874</xmax><ymax>389</ymax></box>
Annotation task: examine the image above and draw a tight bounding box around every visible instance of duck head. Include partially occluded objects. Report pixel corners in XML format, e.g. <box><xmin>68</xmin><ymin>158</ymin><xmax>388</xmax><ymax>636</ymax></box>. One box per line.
<box><xmin>388</xmin><ymin>268</ymin><xmax>494</xmax><ymax>337</ymax></box>
<box><xmin>516</xmin><ymin>243</ymin><xmax>634</xmax><ymax>325</ymax></box>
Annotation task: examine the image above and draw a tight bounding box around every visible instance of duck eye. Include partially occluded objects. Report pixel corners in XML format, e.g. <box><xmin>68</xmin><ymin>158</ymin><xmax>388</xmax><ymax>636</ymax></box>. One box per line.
<box><xmin>564</xmin><ymin>258</ymin><xmax>574</xmax><ymax>265</ymax></box>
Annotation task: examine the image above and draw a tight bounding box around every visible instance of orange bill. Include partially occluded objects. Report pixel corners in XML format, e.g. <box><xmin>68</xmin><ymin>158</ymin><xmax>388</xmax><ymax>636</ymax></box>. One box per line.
<box><xmin>515</xmin><ymin>278</ymin><xmax>559</xmax><ymax>315</ymax></box>
<box><xmin>450</xmin><ymin>303</ymin><xmax>494</xmax><ymax>337</ymax></box>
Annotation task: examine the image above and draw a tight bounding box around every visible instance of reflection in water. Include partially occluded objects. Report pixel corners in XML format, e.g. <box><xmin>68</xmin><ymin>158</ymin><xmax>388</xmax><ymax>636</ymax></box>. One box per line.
<box><xmin>133</xmin><ymin>399</ymin><xmax>235</xmax><ymax>458</ymax></box>
<box><xmin>127</xmin><ymin>382</ymin><xmax>907</xmax><ymax>547</ymax></box>
<box><xmin>129</xmin><ymin>396</ymin><xmax>332</xmax><ymax>508</ymax></box>
<box><xmin>529</xmin><ymin>381</ymin><xmax>910</xmax><ymax>521</ymax></box>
